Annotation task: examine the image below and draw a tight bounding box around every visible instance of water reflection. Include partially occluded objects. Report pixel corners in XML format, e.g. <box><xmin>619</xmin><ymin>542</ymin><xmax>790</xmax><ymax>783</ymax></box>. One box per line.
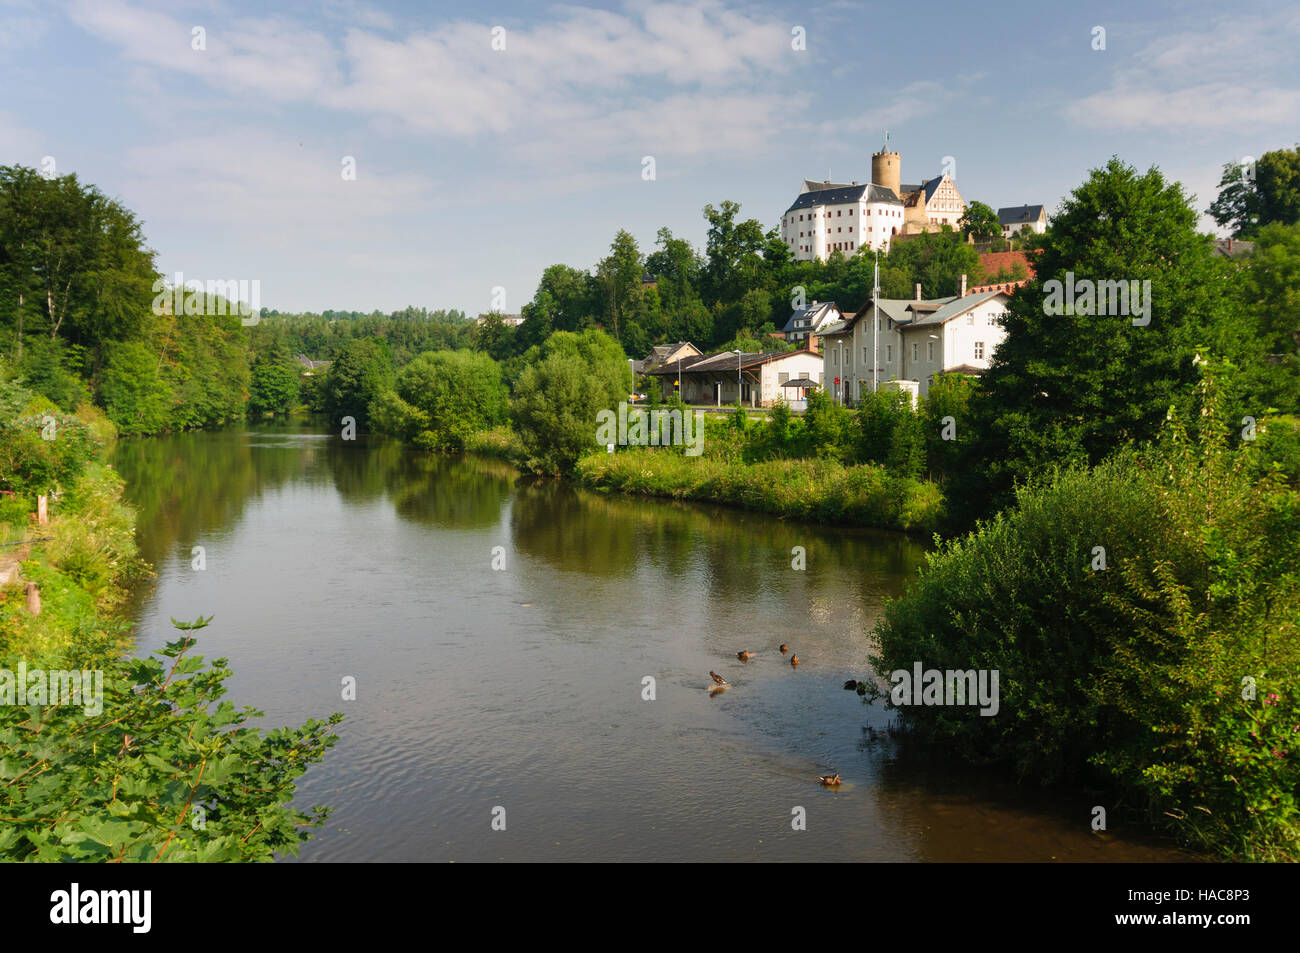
<box><xmin>110</xmin><ymin>422</ymin><xmax>1190</xmax><ymax>862</ymax></box>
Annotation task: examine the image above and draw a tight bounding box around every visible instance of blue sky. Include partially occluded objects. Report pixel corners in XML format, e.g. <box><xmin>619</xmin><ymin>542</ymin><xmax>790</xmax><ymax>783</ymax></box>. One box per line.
<box><xmin>2</xmin><ymin>0</ymin><xmax>1297</xmax><ymax>315</ymax></box>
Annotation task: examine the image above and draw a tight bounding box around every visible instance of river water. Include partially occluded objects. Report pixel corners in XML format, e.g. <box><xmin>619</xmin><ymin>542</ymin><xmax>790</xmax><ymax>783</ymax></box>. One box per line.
<box><xmin>110</xmin><ymin>422</ymin><xmax>1189</xmax><ymax>862</ymax></box>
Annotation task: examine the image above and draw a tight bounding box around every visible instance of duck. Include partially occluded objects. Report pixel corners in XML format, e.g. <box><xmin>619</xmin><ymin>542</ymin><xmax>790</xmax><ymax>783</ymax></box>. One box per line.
<box><xmin>737</xmin><ymin>650</ymin><xmax>755</xmax><ymax>661</ymax></box>
<box><xmin>790</xmin><ymin>654</ymin><xmax>800</xmax><ymax>667</ymax></box>
<box><xmin>818</xmin><ymin>774</ymin><xmax>841</xmax><ymax>787</ymax></box>
<box><xmin>709</xmin><ymin>671</ymin><xmax>727</xmax><ymax>686</ymax></box>
<box><xmin>779</xmin><ymin>643</ymin><xmax>789</xmax><ymax>654</ymax></box>
<box><xmin>843</xmin><ymin>679</ymin><xmax>858</xmax><ymax>690</ymax></box>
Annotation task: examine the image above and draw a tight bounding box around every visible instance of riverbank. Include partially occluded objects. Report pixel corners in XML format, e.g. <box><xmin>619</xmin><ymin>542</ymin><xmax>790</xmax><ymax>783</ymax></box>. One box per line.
<box><xmin>574</xmin><ymin>447</ymin><xmax>943</xmax><ymax>532</ymax></box>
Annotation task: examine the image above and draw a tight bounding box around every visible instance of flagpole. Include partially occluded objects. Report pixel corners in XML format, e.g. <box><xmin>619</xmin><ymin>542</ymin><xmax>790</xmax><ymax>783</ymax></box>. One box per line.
<box><xmin>873</xmin><ymin>250</ymin><xmax>880</xmax><ymax>393</ymax></box>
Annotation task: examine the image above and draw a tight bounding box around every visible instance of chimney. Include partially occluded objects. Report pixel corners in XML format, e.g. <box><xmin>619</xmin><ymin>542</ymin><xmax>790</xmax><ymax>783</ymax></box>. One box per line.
<box><xmin>915</xmin><ymin>282</ymin><xmax>922</xmax><ymax>301</ymax></box>
<box><xmin>960</xmin><ymin>273</ymin><xmax>967</xmax><ymax>296</ymax></box>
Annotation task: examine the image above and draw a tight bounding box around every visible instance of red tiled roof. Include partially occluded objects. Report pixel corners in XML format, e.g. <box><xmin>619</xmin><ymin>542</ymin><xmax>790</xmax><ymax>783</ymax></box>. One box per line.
<box><xmin>978</xmin><ymin>250</ymin><xmax>1036</xmax><ymax>280</ymax></box>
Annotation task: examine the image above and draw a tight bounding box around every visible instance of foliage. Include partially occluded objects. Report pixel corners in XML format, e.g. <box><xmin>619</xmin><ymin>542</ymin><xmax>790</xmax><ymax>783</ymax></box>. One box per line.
<box><xmin>873</xmin><ymin>411</ymin><xmax>1300</xmax><ymax>859</ymax></box>
<box><xmin>511</xmin><ymin>330</ymin><xmax>632</xmax><ymax>475</ymax></box>
<box><xmin>959</xmin><ymin>200</ymin><xmax>1001</xmax><ymax>240</ymax></box>
<box><xmin>0</xmin><ymin>617</ymin><xmax>342</xmax><ymax>862</ymax></box>
<box><xmin>0</xmin><ymin>409</ymin><xmax>99</xmax><ymax>495</ymax></box>
<box><xmin>577</xmin><ymin>448</ymin><xmax>942</xmax><ymax>531</ymax></box>
<box><xmin>372</xmin><ymin>349</ymin><xmax>508</xmax><ymax>452</ymax></box>
<box><xmin>956</xmin><ymin>157</ymin><xmax>1262</xmax><ymax>525</ymax></box>
<box><xmin>247</xmin><ymin>347</ymin><xmax>300</xmax><ymax>418</ymax></box>
<box><xmin>1208</xmin><ymin>146</ymin><xmax>1300</xmax><ymax>239</ymax></box>
<box><xmin>321</xmin><ymin>337</ymin><xmax>394</xmax><ymax>429</ymax></box>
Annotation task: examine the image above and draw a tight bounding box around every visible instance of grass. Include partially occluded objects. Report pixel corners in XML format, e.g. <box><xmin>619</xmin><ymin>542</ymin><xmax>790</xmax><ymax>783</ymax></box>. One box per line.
<box><xmin>0</xmin><ymin>461</ymin><xmax>147</xmax><ymax>659</ymax></box>
<box><xmin>575</xmin><ymin>446</ymin><xmax>943</xmax><ymax>532</ymax></box>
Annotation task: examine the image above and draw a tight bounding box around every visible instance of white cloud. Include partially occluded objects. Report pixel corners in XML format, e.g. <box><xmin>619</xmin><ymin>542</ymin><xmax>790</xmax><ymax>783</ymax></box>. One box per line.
<box><xmin>68</xmin><ymin>0</ymin><xmax>799</xmax><ymax>162</ymax></box>
<box><xmin>1068</xmin><ymin>13</ymin><xmax>1300</xmax><ymax>132</ymax></box>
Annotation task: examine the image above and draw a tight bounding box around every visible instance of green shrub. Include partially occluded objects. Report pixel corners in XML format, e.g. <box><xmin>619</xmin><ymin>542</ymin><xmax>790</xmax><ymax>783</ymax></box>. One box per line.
<box><xmin>0</xmin><ymin>617</ymin><xmax>342</xmax><ymax>862</ymax></box>
<box><xmin>512</xmin><ymin>330</ymin><xmax>632</xmax><ymax>475</ymax></box>
<box><xmin>873</xmin><ymin>430</ymin><xmax>1300</xmax><ymax>859</ymax></box>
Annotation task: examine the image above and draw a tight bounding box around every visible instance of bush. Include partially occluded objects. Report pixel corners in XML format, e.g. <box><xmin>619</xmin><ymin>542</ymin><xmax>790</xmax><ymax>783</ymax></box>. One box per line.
<box><xmin>373</xmin><ymin>349</ymin><xmax>508</xmax><ymax>452</ymax></box>
<box><xmin>0</xmin><ymin>617</ymin><xmax>342</xmax><ymax>862</ymax></box>
<box><xmin>0</xmin><ymin>411</ymin><xmax>100</xmax><ymax>495</ymax></box>
<box><xmin>873</xmin><ymin>428</ymin><xmax>1300</xmax><ymax>859</ymax></box>
<box><xmin>511</xmin><ymin>330</ymin><xmax>632</xmax><ymax>475</ymax></box>
<box><xmin>575</xmin><ymin>448</ymin><xmax>943</xmax><ymax>532</ymax></box>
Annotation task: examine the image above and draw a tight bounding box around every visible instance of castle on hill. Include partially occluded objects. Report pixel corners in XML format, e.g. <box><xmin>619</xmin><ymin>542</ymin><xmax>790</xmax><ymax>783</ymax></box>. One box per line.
<box><xmin>780</xmin><ymin>147</ymin><xmax>967</xmax><ymax>262</ymax></box>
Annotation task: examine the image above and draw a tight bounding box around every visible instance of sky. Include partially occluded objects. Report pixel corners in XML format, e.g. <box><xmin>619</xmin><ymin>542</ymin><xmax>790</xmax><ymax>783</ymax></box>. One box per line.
<box><xmin>2</xmin><ymin>0</ymin><xmax>1298</xmax><ymax>316</ymax></box>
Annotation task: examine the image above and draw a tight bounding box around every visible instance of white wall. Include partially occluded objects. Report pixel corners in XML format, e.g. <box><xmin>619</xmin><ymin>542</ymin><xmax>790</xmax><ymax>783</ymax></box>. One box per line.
<box><xmin>760</xmin><ymin>351</ymin><xmax>823</xmax><ymax>405</ymax></box>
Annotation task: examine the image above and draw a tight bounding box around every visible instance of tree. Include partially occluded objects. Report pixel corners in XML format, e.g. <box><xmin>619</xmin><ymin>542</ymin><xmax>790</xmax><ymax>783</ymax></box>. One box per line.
<box><xmin>1208</xmin><ymin>146</ymin><xmax>1300</xmax><ymax>238</ymax></box>
<box><xmin>0</xmin><ymin>166</ymin><xmax>156</xmax><ymax>353</ymax></box>
<box><xmin>98</xmin><ymin>340</ymin><xmax>173</xmax><ymax>435</ymax></box>
<box><xmin>595</xmin><ymin>229</ymin><xmax>643</xmax><ymax>345</ymax></box>
<box><xmin>959</xmin><ymin>200</ymin><xmax>1001</xmax><ymax>241</ymax></box>
<box><xmin>1241</xmin><ymin>223</ymin><xmax>1300</xmax><ymax>353</ymax></box>
<box><xmin>375</xmin><ymin>349</ymin><xmax>508</xmax><ymax>451</ymax></box>
<box><xmin>957</xmin><ymin>157</ymin><xmax>1252</xmax><ymax>524</ymax></box>
<box><xmin>247</xmin><ymin>346</ymin><xmax>300</xmax><ymax>418</ymax></box>
<box><xmin>511</xmin><ymin>329</ymin><xmax>632</xmax><ymax>474</ymax></box>
<box><xmin>321</xmin><ymin>337</ymin><xmax>393</xmax><ymax>429</ymax></box>
<box><xmin>702</xmin><ymin>201</ymin><xmax>768</xmax><ymax>305</ymax></box>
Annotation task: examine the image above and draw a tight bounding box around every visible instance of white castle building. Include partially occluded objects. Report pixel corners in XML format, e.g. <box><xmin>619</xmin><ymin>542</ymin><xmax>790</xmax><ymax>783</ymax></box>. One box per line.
<box><xmin>780</xmin><ymin>148</ymin><xmax>967</xmax><ymax>263</ymax></box>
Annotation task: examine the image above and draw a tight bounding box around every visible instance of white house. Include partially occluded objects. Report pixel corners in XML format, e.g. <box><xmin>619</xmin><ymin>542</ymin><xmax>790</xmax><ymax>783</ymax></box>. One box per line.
<box><xmin>781</xmin><ymin>300</ymin><xmax>842</xmax><ymax>343</ymax></box>
<box><xmin>818</xmin><ymin>286</ymin><xmax>1011</xmax><ymax>403</ymax></box>
<box><xmin>648</xmin><ymin>347</ymin><xmax>823</xmax><ymax>407</ymax></box>
<box><xmin>998</xmin><ymin>204</ymin><xmax>1047</xmax><ymax>238</ymax></box>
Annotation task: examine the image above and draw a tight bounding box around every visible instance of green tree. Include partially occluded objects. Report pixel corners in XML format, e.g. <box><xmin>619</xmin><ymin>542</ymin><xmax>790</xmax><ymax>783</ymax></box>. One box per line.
<box><xmin>322</xmin><ymin>337</ymin><xmax>393</xmax><ymax>429</ymax></box>
<box><xmin>376</xmin><ymin>349</ymin><xmax>508</xmax><ymax>451</ymax></box>
<box><xmin>958</xmin><ymin>157</ymin><xmax>1253</xmax><ymax>524</ymax></box>
<box><xmin>959</xmin><ymin>200</ymin><xmax>1000</xmax><ymax>241</ymax></box>
<box><xmin>511</xmin><ymin>329</ymin><xmax>632</xmax><ymax>474</ymax></box>
<box><xmin>247</xmin><ymin>346</ymin><xmax>300</xmax><ymax>418</ymax></box>
<box><xmin>1208</xmin><ymin>146</ymin><xmax>1300</xmax><ymax>238</ymax></box>
<box><xmin>99</xmin><ymin>340</ymin><xmax>173</xmax><ymax>435</ymax></box>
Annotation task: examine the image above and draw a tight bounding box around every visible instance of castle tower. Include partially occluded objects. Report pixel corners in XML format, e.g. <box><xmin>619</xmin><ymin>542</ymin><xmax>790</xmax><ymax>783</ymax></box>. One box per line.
<box><xmin>871</xmin><ymin>149</ymin><xmax>901</xmax><ymax>200</ymax></box>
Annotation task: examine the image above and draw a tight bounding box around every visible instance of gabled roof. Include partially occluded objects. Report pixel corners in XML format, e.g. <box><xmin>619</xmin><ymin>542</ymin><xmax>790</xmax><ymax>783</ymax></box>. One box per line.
<box><xmin>907</xmin><ymin>290</ymin><xmax>1006</xmax><ymax>327</ymax></box>
<box><xmin>820</xmin><ymin>291</ymin><xmax>1008</xmax><ymax>333</ymax></box>
<box><xmin>647</xmin><ymin>348</ymin><xmax>822</xmax><ymax>375</ymax></box>
<box><xmin>781</xmin><ymin>301</ymin><xmax>840</xmax><ymax>334</ymax></box>
<box><xmin>899</xmin><ymin>177</ymin><xmax>944</xmax><ymax>203</ymax></box>
<box><xmin>786</xmin><ymin>183</ymin><xmax>902</xmax><ymax>213</ymax></box>
<box><xmin>998</xmin><ymin>204</ymin><xmax>1045</xmax><ymax>225</ymax></box>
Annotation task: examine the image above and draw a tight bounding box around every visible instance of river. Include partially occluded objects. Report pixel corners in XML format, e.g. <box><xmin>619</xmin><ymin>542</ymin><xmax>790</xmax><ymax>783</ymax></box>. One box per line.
<box><xmin>110</xmin><ymin>421</ymin><xmax>1189</xmax><ymax>862</ymax></box>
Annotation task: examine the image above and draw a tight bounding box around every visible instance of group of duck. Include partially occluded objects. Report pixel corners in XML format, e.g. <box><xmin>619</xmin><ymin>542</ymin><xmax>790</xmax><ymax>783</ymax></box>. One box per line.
<box><xmin>707</xmin><ymin>643</ymin><xmax>842</xmax><ymax>789</ymax></box>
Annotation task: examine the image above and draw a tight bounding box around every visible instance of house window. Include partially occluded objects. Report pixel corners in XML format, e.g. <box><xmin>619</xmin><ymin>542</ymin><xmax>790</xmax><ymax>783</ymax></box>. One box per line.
<box><xmin>886</xmin><ymin>345</ymin><xmax>893</xmax><ymax>362</ymax></box>
<box><xmin>818</xmin><ymin>372</ymin><xmax>824</xmax><ymax>385</ymax></box>
<box><xmin>974</xmin><ymin>341</ymin><xmax>985</xmax><ymax>360</ymax></box>
<box><xmin>911</xmin><ymin>343</ymin><xmax>918</xmax><ymax>361</ymax></box>
<box><xmin>862</xmin><ymin>346</ymin><xmax>868</xmax><ymax>362</ymax></box>
<box><xmin>927</xmin><ymin>341</ymin><xmax>935</xmax><ymax>360</ymax></box>
<box><xmin>966</xmin><ymin>314</ymin><xmax>974</xmax><ymax>325</ymax></box>
<box><xmin>778</xmin><ymin>372</ymin><xmax>789</xmax><ymax>384</ymax></box>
